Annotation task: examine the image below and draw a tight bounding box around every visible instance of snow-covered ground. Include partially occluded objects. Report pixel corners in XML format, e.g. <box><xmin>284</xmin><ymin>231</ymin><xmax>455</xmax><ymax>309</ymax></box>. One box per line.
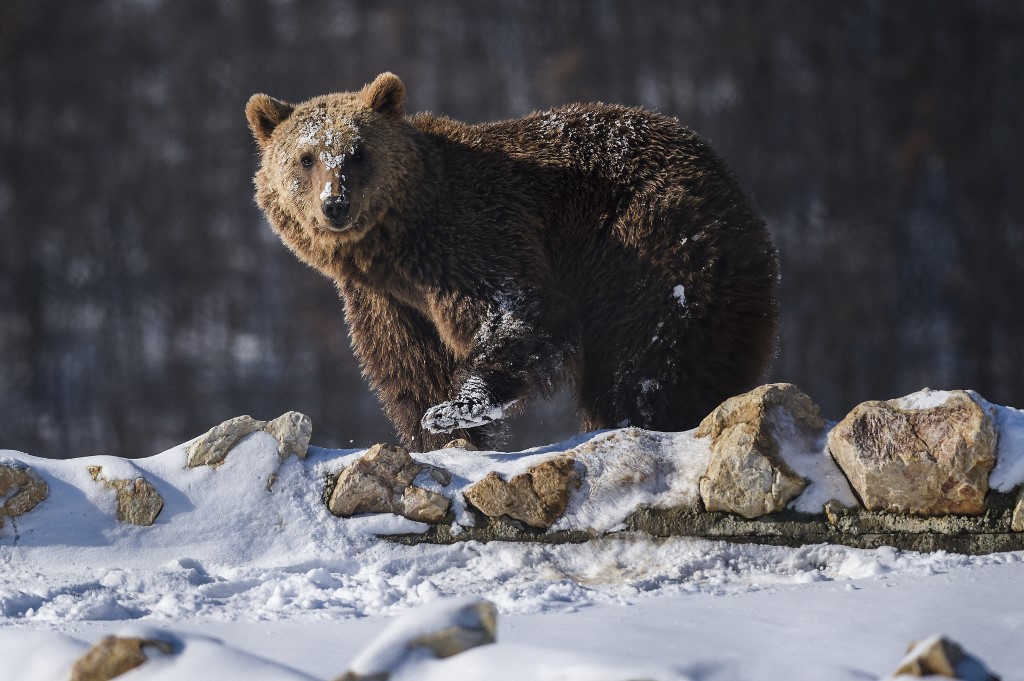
<box><xmin>2</xmin><ymin>418</ymin><xmax>1022</xmax><ymax>680</ymax></box>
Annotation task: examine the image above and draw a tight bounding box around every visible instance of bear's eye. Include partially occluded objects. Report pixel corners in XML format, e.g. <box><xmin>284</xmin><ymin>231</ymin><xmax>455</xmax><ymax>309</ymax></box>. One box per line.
<box><xmin>300</xmin><ymin>154</ymin><xmax>314</xmax><ymax>168</ymax></box>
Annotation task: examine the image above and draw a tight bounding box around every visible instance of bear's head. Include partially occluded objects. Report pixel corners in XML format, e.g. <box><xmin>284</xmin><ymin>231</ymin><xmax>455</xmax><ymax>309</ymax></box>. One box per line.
<box><xmin>246</xmin><ymin>73</ymin><xmax>417</xmax><ymax>247</ymax></box>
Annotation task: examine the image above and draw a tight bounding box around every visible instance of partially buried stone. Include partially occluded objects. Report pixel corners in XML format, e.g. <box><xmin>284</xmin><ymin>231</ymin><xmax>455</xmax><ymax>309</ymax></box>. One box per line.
<box><xmin>0</xmin><ymin>461</ymin><xmax>48</xmax><ymax>526</ymax></box>
<box><xmin>185</xmin><ymin>415</ymin><xmax>265</xmax><ymax>467</ymax></box>
<box><xmin>888</xmin><ymin>635</ymin><xmax>1000</xmax><ymax>680</ymax></box>
<box><xmin>1012</xmin><ymin>487</ymin><xmax>1024</xmax><ymax>533</ymax></box>
<box><xmin>463</xmin><ymin>456</ymin><xmax>579</xmax><ymax>529</ymax></box>
<box><xmin>696</xmin><ymin>383</ymin><xmax>821</xmax><ymax>519</ymax></box>
<box><xmin>327</xmin><ymin>443</ymin><xmax>451</xmax><ymax>524</ymax></box>
<box><xmin>828</xmin><ymin>390</ymin><xmax>996</xmax><ymax>516</ymax></box>
<box><xmin>70</xmin><ymin>635</ymin><xmax>174</xmax><ymax>681</ymax></box>
<box><xmin>263</xmin><ymin>411</ymin><xmax>313</xmax><ymax>461</ymax></box>
<box><xmin>88</xmin><ymin>467</ymin><xmax>164</xmax><ymax>526</ymax></box>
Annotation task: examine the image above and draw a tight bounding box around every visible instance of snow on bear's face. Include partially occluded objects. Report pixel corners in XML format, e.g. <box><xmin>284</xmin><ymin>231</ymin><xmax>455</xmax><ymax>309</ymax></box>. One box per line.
<box><xmin>247</xmin><ymin>73</ymin><xmax>412</xmax><ymax>244</ymax></box>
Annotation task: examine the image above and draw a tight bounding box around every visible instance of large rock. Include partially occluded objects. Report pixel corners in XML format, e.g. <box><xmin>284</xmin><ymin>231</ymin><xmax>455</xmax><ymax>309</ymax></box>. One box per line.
<box><xmin>829</xmin><ymin>390</ymin><xmax>996</xmax><ymax>516</ymax></box>
<box><xmin>70</xmin><ymin>635</ymin><xmax>174</xmax><ymax>681</ymax></box>
<box><xmin>0</xmin><ymin>461</ymin><xmax>48</xmax><ymax>527</ymax></box>
<box><xmin>328</xmin><ymin>444</ymin><xmax>451</xmax><ymax>524</ymax></box>
<box><xmin>464</xmin><ymin>456</ymin><xmax>579</xmax><ymax>529</ymax></box>
<box><xmin>88</xmin><ymin>467</ymin><xmax>164</xmax><ymax>526</ymax></box>
<box><xmin>888</xmin><ymin>635</ymin><xmax>1000</xmax><ymax>680</ymax></box>
<box><xmin>696</xmin><ymin>383</ymin><xmax>822</xmax><ymax>519</ymax></box>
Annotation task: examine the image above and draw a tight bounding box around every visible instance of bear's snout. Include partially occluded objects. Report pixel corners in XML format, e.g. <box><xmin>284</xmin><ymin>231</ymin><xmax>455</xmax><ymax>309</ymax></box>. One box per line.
<box><xmin>321</xmin><ymin>195</ymin><xmax>350</xmax><ymax>227</ymax></box>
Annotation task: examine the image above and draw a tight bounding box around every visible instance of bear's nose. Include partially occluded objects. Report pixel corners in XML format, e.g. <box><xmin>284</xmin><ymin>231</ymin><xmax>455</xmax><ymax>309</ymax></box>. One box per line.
<box><xmin>321</xmin><ymin>196</ymin><xmax>350</xmax><ymax>224</ymax></box>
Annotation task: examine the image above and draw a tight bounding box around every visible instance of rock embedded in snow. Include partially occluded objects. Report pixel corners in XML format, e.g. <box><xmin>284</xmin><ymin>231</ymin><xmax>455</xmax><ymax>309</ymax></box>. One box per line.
<box><xmin>328</xmin><ymin>443</ymin><xmax>451</xmax><ymax>524</ymax></box>
<box><xmin>186</xmin><ymin>411</ymin><xmax>313</xmax><ymax>467</ymax></box>
<box><xmin>464</xmin><ymin>456</ymin><xmax>580</xmax><ymax>529</ymax></box>
<box><xmin>263</xmin><ymin>411</ymin><xmax>313</xmax><ymax>461</ymax></box>
<box><xmin>887</xmin><ymin>634</ymin><xmax>1000</xmax><ymax>680</ymax></box>
<box><xmin>829</xmin><ymin>390</ymin><xmax>996</xmax><ymax>516</ymax></box>
<box><xmin>1012</xmin><ymin>488</ymin><xmax>1024</xmax><ymax>533</ymax></box>
<box><xmin>0</xmin><ymin>460</ymin><xmax>48</xmax><ymax>526</ymax></box>
<box><xmin>88</xmin><ymin>466</ymin><xmax>164</xmax><ymax>526</ymax></box>
<box><xmin>441</xmin><ymin>437</ymin><xmax>478</xmax><ymax>452</ymax></box>
<box><xmin>337</xmin><ymin>597</ymin><xmax>497</xmax><ymax>681</ymax></box>
<box><xmin>696</xmin><ymin>383</ymin><xmax>822</xmax><ymax>519</ymax></box>
<box><xmin>70</xmin><ymin>635</ymin><xmax>174</xmax><ymax>681</ymax></box>
<box><xmin>186</xmin><ymin>415</ymin><xmax>265</xmax><ymax>467</ymax></box>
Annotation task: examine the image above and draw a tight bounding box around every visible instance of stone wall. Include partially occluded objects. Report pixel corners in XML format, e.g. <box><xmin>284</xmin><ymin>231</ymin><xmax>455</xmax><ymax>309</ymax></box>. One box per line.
<box><xmin>4</xmin><ymin>385</ymin><xmax>1024</xmax><ymax>555</ymax></box>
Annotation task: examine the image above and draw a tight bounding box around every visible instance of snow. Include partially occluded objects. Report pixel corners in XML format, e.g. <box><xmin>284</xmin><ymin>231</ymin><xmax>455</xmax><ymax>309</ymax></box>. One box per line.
<box><xmin>2</xmin><ymin>414</ymin><xmax>1024</xmax><ymax>679</ymax></box>
<box><xmin>318</xmin><ymin>182</ymin><xmax>331</xmax><ymax>201</ymax></box>
<box><xmin>673</xmin><ymin>284</ymin><xmax>686</xmax><ymax>307</ymax></box>
<box><xmin>893</xmin><ymin>387</ymin><xmax>954</xmax><ymax>410</ymax></box>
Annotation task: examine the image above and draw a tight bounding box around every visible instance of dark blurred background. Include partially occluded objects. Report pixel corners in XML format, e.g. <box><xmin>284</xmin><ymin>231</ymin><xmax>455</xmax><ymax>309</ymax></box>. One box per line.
<box><xmin>2</xmin><ymin>0</ymin><xmax>1022</xmax><ymax>459</ymax></box>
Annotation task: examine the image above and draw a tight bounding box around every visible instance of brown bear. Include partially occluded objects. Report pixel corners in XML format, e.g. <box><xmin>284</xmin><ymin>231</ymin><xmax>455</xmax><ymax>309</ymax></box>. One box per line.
<box><xmin>246</xmin><ymin>73</ymin><xmax>778</xmax><ymax>452</ymax></box>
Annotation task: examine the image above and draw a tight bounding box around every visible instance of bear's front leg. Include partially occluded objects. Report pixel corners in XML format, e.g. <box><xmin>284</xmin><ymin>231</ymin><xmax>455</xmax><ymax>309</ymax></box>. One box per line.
<box><xmin>421</xmin><ymin>284</ymin><xmax>578</xmax><ymax>436</ymax></box>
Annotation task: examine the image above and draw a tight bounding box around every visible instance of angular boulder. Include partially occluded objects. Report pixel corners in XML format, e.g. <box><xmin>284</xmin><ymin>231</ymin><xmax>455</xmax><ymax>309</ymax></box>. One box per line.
<box><xmin>828</xmin><ymin>390</ymin><xmax>996</xmax><ymax>516</ymax></box>
<box><xmin>463</xmin><ymin>456</ymin><xmax>579</xmax><ymax>529</ymax></box>
<box><xmin>328</xmin><ymin>444</ymin><xmax>451</xmax><ymax>524</ymax></box>
<box><xmin>1013</xmin><ymin>488</ymin><xmax>1024</xmax><ymax>533</ymax></box>
<box><xmin>0</xmin><ymin>461</ymin><xmax>48</xmax><ymax>527</ymax></box>
<box><xmin>70</xmin><ymin>635</ymin><xmax>174</xmax><ymax>681</ymax></box>
<box><xmin>696</xmin><ymin>383</ymin><xmax>823</xmax><ymax>519</ymax></box>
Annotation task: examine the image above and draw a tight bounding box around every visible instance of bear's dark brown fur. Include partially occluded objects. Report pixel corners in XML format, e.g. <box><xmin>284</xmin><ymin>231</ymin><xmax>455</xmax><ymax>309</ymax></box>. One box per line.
<box><xmin>246</xmin><ymin>73</ymin><xmax>779</xmax><ymax>451</ymax></box>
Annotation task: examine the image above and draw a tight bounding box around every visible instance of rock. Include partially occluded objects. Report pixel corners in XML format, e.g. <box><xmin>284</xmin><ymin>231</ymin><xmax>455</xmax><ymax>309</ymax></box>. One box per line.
<box><xmin>88</xmin><ymin>467</ymin><xmax>164</xmax><ymax>526</ymax></box>
<box><xmin>464</xmin><ymin>456</ymin><xmax>579</xmax><ymax>529</ymax></box>
<box><xmin>114</xmin><ymin>478</ymin><xmax>163</xmax><ymax>526</ymax></box>
<box><xmin>0</xmin><ymin>461</ymin><xmax>48</xmax><ymax>526</ymax></box>
<box><xmin>185</xmin><ymin>411</ymin><xmax>313</xmax><ymax>467</ymax></box>
<box><xmin>1013</xmin><ymin>488</ymin><xmax>1024</xmax><ymax>533</ymax></box>
<box><xmin>186</xmin><ymin>415</ymin><xmax>265</xmax><ymax>467</ymax></box>
<box><xmin>441</xmin><ymin>438</ymin><xmax>478</xmax><ymax>452</ymax></box>
<box><xmin>888</xmin><ymin>635</ymin><xmax>1000</xmax><ymax>680</ymax></box>
<box><xmin>328</xmin><ymin>444</ymin><xmax>451</xmax><ymax>524</ymax></box>
<box><xmin>696</xmin><ymin>383</ymin><xmax>821</xmax><ymax>519</ymax></box>
<box><xmin>335</xmin><ymin>597</ymin><xmax>496</xmax><ymax>681</ymax></box>
<box><xmin>828</xmin><ymin>390</ymin><xmax>996</xmax><ymax>516</ymax></box>
<box><xmin>70</xmin><ymin>635</ymin><xmax>174</xmax><ymax>681</ymax></box>
<box><xmin>263</xmin><ymin>411</ymin><xmax>312</xmax><ymax>461</ymax></box>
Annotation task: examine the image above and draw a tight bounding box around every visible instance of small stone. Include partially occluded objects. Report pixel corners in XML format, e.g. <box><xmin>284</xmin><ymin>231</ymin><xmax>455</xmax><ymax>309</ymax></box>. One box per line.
<box><xmin>888</xmin><ymin>635</ymin><xmax>1000</xmax><ymax>680</ymax></box>
<box><xmin>114</xmin><ymin>478</ymin><xmax>164</xmax><ymax>526</ymax></box>
<box><xmin>427</xmin><ymin>465</ymin><xmax>453</xmax><ymax>486</ymax></box>
<box><xmin>88</xmin><ymin>468</ymin><xmax>164</xmax><ymax>526</ymax></box>
<box><xmin>0</xmin><ymin>462</ymin><xmax>48</xmax><ymax>524</ymax></box>
<box><xmin>335</xmin><ymin>598</ymin><xmax>496</xmax><ymax>681</ymax></box>
<box><xmin>70</xmin><ymin>635</ymin><xmax>174</xmax><ymax>681</ymax></box>
<box><xmin>402</xmin><ymin>485</ymin><xmax>451</xmax><ymax>524</ymax></box>
<box><xmin>327</xmin><ymin>444</ymin><xmax>451</xmax><ymax>524</ymax></box>
<box><xmin>463</xmin><ymin>456</ymin><xmax>579</xmax><ymax>529</ymax></box>
<box><xmin>441</xmin><ymin>438</ymin><xmax>478</xmax><ymax>452</ymax></box>
<box><xmin>263</xmin><ymin>411</ymin><xmax>312</xmax><ymax>461</ymax></box>
<box><xmin>697</xmin><ymin>384</ymin><xmax>819</xmax><ymax>519</ymax></box>
<box><xmin>1012</xmin><ymin>487</ymin><xmax>1024</xmax><ymax>533</ymax></box>
<box><xmin>828</xmin><ymin>390</ymin><xmax>996</xmax><ymax>516</ymax></box>
<box><xmin>186</xmin><ymin>415</ymin><xmax>265</xmax><ymax>467</ymax></box>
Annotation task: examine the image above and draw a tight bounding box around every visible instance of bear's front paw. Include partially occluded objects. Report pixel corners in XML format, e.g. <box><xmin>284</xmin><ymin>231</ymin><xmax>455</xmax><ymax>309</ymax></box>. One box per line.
<box><xmin>421</xmin><ymin>398</ymin><xmax>504</xmax><ymax>434</ymax></box>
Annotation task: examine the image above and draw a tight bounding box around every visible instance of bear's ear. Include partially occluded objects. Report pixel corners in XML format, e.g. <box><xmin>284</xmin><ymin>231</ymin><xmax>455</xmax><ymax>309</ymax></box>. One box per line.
<box><xmin>246</xmin><ymin>94</ymin><xmax>294</xmax><ymax>147</ymax></box>
<box><xmin>360</xmin><ymin>72</ymin><xmax>406</xmax><ymax>119</ymax></box>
